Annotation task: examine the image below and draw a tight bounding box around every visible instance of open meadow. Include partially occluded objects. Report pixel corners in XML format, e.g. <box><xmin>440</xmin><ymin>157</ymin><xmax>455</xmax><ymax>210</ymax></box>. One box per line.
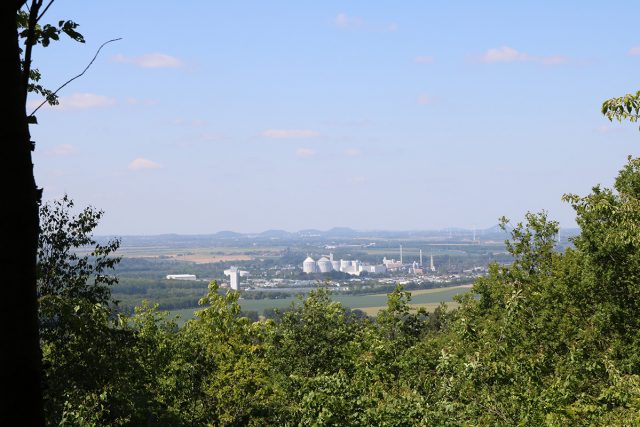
<box><xmin>168</xmin><ymin>284</ymin><xmax>471</xmax><ymax>325</ymax></box>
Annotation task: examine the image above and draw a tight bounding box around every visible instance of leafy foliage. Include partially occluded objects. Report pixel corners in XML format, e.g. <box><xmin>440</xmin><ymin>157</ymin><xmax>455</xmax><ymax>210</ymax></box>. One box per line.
<box><xmin>602</xmin><ymin>90</ymin><xmax>640</xmax><ymax>129</ymax></box>
<box><xmin>17</xmin><ymin>4</ymin><xmax>86</xmax><ymax>116</ymax></box>
<box><xmin>37</xmin><ymin>195</ymin><xmax>120</xmax><ymax>304</ymax></box>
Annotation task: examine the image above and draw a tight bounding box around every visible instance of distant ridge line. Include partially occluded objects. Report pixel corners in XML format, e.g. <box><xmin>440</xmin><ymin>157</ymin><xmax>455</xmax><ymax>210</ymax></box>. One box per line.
<box><xmin>97</xmin><ymin>226</ymin><xmax>580</xmax><ymax>240</ymax></box>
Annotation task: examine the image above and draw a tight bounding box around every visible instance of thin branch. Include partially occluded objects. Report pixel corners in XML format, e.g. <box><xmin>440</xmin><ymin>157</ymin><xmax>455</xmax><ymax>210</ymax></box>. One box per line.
<box><xmin>29</xmin><ymin>37</ymin><xmax>122</xmax><ymax>117</ymax></box>
<box><xmin>36</xmin><ymin>0</ymin><xmax>55</xmax><ymax>23</ymax></box>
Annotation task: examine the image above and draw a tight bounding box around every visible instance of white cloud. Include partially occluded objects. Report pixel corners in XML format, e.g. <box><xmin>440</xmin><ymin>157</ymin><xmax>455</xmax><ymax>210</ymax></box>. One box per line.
<box><xmin>477</xmin><ymin>46</ymin><xmax>569</xmax><ymax>65</ymax></box>
<box><xmin>296</xmin><ymin>148</ymin><xmax>316</xmax><ymax>158</ymax></box>
<box><xmin>417</xmin><ymin>94</ymin><xmax>433</xmax><ymax>105</ymax></box>
<box><xmin>28</xmin><ymin>93</ymin><xmax>121</xmax><ymax>111</ymax></box>
<box><xmin>334</xmin><ymin>13</ymin><xmax>363</xmax><ymax>29</ymax></box>
<box><xmin>351</xmin><ymin>176</ymin><xmax>367</xmax><ymax>184</ymax></box>
<box><xmin>128</xmin><ymin>158</ymin><xmax>162</xmax><ymax>171</ymax></box>
<box><xmin>261</xmin><ymin>129</ymin><xmax>320</xmax><ymax>139</ymax></box>
<box><xmin>481</xmin><ymin>46</ymin><xmax>528</xmax><ymax>63</ymax></box>
<box><xmin>50</xmin><ymin>93</ymin><xmax>116</xmax><ymax>109</ymax></box>
<box><xmin>63</xmin><ymin>93</ymin><xmax>116</xmax><ymax>109</ymax></box>
<box><xmin>47</xmin><ymin>144</ymin><xmax>76</xmax><ymax>156</ymax></box>
<box><xmin>415</xmin><ymin>55</ymin><xmax>434</xmax><ymax>64</ymax></box>
<box><xmin>344</xmin><ymin>148</ymin><xmax>361</xmax><ymax>157</ymax></box>
<box><xmin>113</xmin><ymin>53</ymin><xmax>183</xmax><ymax>68</ymax></box>
<box><xmin>629</xmin><ymin>46</ymin><xmax>640</xmax><ymax>56</ymax></box>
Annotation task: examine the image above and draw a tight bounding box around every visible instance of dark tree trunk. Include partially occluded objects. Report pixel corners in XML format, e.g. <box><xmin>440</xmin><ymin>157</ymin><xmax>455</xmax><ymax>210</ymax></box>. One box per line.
<box><xmin>0</xmin><ymin>2</ymin><xmax>45</xmax><ymax>425</ymax></box>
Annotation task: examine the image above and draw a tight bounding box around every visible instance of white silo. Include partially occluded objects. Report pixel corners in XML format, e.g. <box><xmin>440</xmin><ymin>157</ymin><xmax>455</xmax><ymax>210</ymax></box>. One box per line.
<box><xmin>303</xmin><ymin>256</ymin><xmax>317</xmax><ymax>273</ymax></box>
<box><xmin>317</xmin><ymin>257</ymin><xmax>332</xmax><ymax>273</ymax></box>
<box><xmin>340</xmin><ymin>259</ymin><xmax>350</xmax><ymax>272</ymax></box>
<box><xmin>331</xmin><ymin>260</ymin><xmax>340</xmax><ymax>271</ymax></box>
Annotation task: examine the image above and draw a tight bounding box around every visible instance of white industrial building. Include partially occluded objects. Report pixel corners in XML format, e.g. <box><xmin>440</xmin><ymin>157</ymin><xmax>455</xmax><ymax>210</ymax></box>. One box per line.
<box><xmin>224</xmin><ymin>267</ymin><xmax>241</xmax><ymax>290</ymax></box>
<box><xmin>383</xmin><ymin>257</ymin><xmax>402</xmax><ymax>269</ymax></box>
<box><xmin>317</xmin><ymin>256</ymin><xmax>333</xmax><ymax>273</ymax></box>
<box><xmin>166</xmin><ymin>274</ymin><xmax>197</xmax><ymax>280</ymax></box>
<box><xmin>361</xmin><ymin>264</ymin><xmax>387</xmax><ymax>274</ymax></box>
<box><xmin>303</xmin><ymin>256</ymin><xmax>317</xmax><ymax>273</ymax></box>
<box><xmin>303</xmin><ymin>253</ymin><xmax>386</xmax><ymax>276</ymax></box>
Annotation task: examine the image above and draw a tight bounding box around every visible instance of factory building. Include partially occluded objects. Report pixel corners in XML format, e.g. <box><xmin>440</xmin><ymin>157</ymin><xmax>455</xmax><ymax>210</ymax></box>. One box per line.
<box><xmin>317</xmin><ymin>257</ymin><xmax>333</xmax><ymax>273</ymax></box>
<box><xmin>382</xmin><ymin>257</ymin><xmax>402</xmax><ymax>270</ymax></box>
<box><xmin>303</xmin><ymin>253</ymin><xmax>386</xmax><ymax>276</ymax></box>
<box><xmin>361</xmin><ymin>264</ymin><xmax>387</xmax><ymax>274</ymax></box>
<box><xmin>303</xmin><ymin>256</ymin><xmax>317</xmax><ymax>273</ymax></box>
<box><xmin>166</xmin><ymin>274</ymin><xmax>197</xmax><ymax>280</ymax></box>
<box><xmin>340</xmin><ymin>260</ymin><xmax>361</xmax><ymax>275</ymax></box>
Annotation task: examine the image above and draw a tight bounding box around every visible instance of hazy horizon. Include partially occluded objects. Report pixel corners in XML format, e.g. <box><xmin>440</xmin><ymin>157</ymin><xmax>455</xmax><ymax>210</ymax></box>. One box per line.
<box><xmin>93</xmin><ymin>224</ymin><xmax>584</xmax><ymax>238</ymax></box>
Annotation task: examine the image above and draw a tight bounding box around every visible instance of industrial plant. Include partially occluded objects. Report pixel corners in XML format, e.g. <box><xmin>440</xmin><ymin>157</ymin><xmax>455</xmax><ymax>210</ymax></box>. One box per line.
<box><xmin>303</xmin><ymin>248</ymin><xmax>437</xmax><ymax>276</ymax></box>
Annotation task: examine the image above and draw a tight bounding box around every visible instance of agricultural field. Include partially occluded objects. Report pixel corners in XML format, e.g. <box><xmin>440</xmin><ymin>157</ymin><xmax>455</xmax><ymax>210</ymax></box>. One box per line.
<box><xmin>167</xmin><ymin>284</ymin><xmax>471</xmax><ymax>325</ymax></box>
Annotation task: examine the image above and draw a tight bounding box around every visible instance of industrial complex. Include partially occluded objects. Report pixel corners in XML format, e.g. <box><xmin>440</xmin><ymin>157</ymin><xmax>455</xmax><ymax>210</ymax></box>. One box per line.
<box><xmin>302</xmin><ymin>248</ymin><xmax>437</xmax><ymax>276</ymax></box>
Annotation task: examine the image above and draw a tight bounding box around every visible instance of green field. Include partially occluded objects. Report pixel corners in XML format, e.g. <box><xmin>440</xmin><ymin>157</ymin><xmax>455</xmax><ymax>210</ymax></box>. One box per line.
<box><xmin>112</xmin><ymin>245</ymin><xmax>285</xmax><ymax>258</ymax></box>
<box><xmin>167</xmin><ymin>285</ymin><xmax>471</xmax><ymax>325</ymax></box>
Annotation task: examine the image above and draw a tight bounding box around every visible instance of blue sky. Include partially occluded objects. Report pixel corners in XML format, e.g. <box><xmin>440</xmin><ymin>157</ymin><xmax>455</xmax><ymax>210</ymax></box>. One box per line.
<box><xmin>28</xmin><ymin>1</ymin><xmax>640</xmax><ymax>234</ymax></box>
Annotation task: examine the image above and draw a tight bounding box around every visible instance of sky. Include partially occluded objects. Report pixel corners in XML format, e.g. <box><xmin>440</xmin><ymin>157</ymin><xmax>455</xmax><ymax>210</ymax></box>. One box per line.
<box><xmin>28</xmin><ymin>1</ymin><xmax>640</xmax><ymax>235</ymax></box>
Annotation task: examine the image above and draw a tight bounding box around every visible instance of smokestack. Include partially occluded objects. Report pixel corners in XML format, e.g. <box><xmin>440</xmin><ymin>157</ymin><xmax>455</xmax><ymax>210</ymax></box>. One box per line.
<box><xmin>420</xmin><ymin>249</ymin><xmax>423</xmax><ymax>266</ymax></box>
<box><xmin>400</xmin><ymin>244</ymin><xmax>403</xmax><ymax>265</ymax></box>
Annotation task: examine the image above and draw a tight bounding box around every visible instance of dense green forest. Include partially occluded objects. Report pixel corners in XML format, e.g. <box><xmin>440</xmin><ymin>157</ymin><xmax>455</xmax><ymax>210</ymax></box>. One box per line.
<box><xmin>37</xmin><ymin>150</ymin><xmax>640</xmax><ymax>425</ymax></box>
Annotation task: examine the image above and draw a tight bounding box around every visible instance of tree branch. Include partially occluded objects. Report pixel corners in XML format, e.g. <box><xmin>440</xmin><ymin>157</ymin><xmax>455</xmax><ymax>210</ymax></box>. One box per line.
<box><xmin>35</xmin><ymin>0</ymin><xmax>54</xmax><ymax>23</ymax></box>
<box><xmin>29</xmin><ymin>37</ymin><xmax>122</xmax><ymax>117</ymax></box>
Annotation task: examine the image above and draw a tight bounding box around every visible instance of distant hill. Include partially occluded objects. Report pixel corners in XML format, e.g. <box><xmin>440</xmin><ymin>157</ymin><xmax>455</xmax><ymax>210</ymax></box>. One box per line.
<box><xmin>98</xmin><ymin>224</ymin><xmax>583</xmax><ymax>245</ymax></box>
<box><xmin>324</xmin><ymin>227</ymin><xmax>359</xmax><ymax>238</ymax></box>
<box><xmin>258</xmin><ymin>229</ymin><xmax>294</xmax><ymax>239</ymax></box>
<box><xmin>212</xmin><ymin>230</ymin><xmax>244</xmax><ymax>239</ymax></box>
